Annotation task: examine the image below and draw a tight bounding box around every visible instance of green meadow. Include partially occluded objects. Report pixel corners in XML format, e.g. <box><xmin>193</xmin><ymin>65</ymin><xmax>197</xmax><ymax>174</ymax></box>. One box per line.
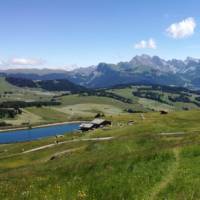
<box><xmin>1</xmin><ymin>78</ymin><xmax>200</xmax><ymax>199</ymax></box>
<box><xmin>2</xmin><ymin>78</ymin><xmax>200</xmax><ymax>128</ymax></box>
<box><xmin>1</xmin><ymin>110</ymin><xmax>200</xmax><ymax>199</ymax></box>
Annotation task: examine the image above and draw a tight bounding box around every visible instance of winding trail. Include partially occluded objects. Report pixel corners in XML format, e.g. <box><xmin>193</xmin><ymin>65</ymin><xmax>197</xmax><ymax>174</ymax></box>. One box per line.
<box><xmin>22</xmin><ymin>136</ymin><xmax>114</xmax><ymax>154</ymax></box>
<box><xmin>149</xmin><ymin>148</ymin><xmax>180</xmax><ymax>200</ymax></box>
<box><xmin>0</xmin><ymin>137</ymin><xmax>114</xmax><ymax>160</ymax></box>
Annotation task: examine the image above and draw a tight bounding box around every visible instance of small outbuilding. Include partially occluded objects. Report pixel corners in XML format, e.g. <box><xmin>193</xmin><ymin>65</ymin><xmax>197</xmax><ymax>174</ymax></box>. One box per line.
<box><xmin>160</xmin><ymin>110</ymin><xmax>168</xmax><ymax>115</ymax></box>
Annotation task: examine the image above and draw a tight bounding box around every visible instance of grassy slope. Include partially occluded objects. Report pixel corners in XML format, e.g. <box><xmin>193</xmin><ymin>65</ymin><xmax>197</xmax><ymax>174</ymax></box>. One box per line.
<box><xmin>60</xmin><ymin>94</ymin><xmax>145</xmax><ymax>110</ymax></box>
<box><xmin>1</xmin><ymin>93</ymin><xmax>138</xmax><ymax>126</ymax></box>
<box><xmin>0</xmin><ymin>78</ymin><xmax>65</xmax><ymax>125</ymax></box>
<box><xmin>2</xmin><ymin>80</ymin><xmax>200</xmax><ymax>199</ymax></box>
<box><xmin>109</xmin><ymin>87</ymin><xmax>175</xmax><ymax>111</ymax></box>
<box><xmin>5</xmin><ymin>80</ymin><xmax>198</xmax><ymax>126</ymax></box>
<box><xmin>1</xmin><ymin>110</ymin><xmax>200</xmax><ymax>199</ymax></box>
<box><xmin>24</xmin><ymin>95</ymin><xmax>131</xmax><ymax>124</ymax></box>
<box><xmin>5</xmin><ymin>109</ymin><xmax>43</xmax><ymax>126</ymax></box>
<box><xmin>60</xmin><ymin>94</ymin><xmax>131</xmax><ymax>107</ymax></box>
<box><xmin>109</xmin><ymin>86</ymin><xmax>200</xmax><ymax>111</ymax></box>
<box><xmin>54</xmin><ymin>103</ymin><xmax>123</xmax><ymax>118</ymax></box>
<box><xmin>26</xmin><ymin>107</ymin><xmax>69</xmax><ymax>124</ymax></box>
<box><xmin>0</xmin><ymin>77</ymin><xmax>58</xmax><ymax>103</ymax></box>
<box><xmin>0</xmin><ymin>77</ymin><xmax>20</xmax><ymax>93</ymax></box>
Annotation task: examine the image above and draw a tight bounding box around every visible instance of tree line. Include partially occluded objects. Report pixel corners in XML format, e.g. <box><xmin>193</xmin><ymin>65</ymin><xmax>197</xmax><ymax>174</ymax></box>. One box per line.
<box><xmin>132</xmin><ymin>91</ymin><xmax>170</xmax><ymax>105</ymax></box>
<box><xmin>0</xmin><ymin>101</ymin><xmax>61</xmax><ymax>109</ymax></box>
<box><xmin>0</xmin><ymin>108</ymin><xmax>22</xmax><ymax>118</ymax></box>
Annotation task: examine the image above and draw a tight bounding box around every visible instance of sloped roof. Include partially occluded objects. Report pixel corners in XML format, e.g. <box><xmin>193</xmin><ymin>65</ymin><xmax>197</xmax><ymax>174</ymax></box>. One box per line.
<box><xmin>80</xmin><ymin>123</ymin><xmax>94</xmax><ymax>129</ymax></box>
<box><xmin>91</xmin><ymin>118</ymin><xmax>106</xmax><ymax>125</ymax></box>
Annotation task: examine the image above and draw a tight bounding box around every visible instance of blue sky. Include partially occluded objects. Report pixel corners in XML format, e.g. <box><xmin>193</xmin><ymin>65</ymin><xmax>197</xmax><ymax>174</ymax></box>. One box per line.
<box><xmin>0</xmin><ymin>0</ymin><xmax>200</xmax><ymax>69</ymax></box>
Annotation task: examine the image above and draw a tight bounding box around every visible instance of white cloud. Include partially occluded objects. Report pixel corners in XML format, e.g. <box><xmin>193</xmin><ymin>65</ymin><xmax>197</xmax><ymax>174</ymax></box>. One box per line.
<box><xmin>166</xmin><ymin>17</ymin><xmax>196</xmax><ymax>39</ymax></box>
<box><xmin>0</xmin><ymin>57</ymin><xmax>80</xmax><ymax>70</ymax></box>
<box><xmin>0</xmin><ymin>57</ymin><xmax>46</xmax><ymax>69</ymax></box>
<box><xmin>148</xmin><ymin>38</ymin><xmax>157</xmax><ymax>49</ymax></box>
<box><xmin>134</xmin><ymin>38</ymin><xmax>157</xmax><ymax>49</ymax></box>
<box><xmin>7</xmin><ymin>57</ymin><xmax>45</xmax><ymax>66</ymax></box>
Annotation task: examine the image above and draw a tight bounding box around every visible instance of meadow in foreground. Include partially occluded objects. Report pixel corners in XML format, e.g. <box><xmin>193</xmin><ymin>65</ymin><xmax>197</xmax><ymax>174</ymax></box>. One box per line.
<box><xmin>1</xmin><ymin>110</ymin><xmax>200</xmax><ymax>199</ymax></box>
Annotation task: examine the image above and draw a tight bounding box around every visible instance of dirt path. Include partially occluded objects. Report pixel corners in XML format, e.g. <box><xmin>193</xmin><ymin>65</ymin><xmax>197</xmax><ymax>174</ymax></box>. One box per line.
<box><xmin>22</xmin><ymin>137</ymin><xmax>114</xmax><ymax>154</ymax></box>
<box><xmin>159</xmin><ymin>132</ymin><xmax>186</xmax><ymax>136</ymax></box>
<box><xmin>149</xmin><ymin>148</ymin><xmax>180</xmax><ymax>200</ymax></box>
<box><xmin>141</xmin><ymin>113</ymin><xmax>145</xmax><ymax>120</ymax></box>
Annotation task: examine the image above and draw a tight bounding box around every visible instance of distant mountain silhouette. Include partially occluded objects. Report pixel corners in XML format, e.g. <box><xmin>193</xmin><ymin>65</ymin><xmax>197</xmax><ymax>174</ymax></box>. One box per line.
<box><xmin>2</xmin><ymin>55</ymin><xmax>200</xmax><ymax>89</ymax></box>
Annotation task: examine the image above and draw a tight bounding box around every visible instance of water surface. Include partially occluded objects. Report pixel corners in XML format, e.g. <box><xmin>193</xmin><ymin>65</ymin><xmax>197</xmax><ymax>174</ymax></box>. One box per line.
<box><xmin>0</xmin><ymin>123</ymin><xmax>80</xmax><ymax>144</ymax></box>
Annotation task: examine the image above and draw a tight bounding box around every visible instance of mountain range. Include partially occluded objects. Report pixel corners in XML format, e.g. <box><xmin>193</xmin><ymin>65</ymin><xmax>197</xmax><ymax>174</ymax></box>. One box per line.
<box><xmin>2</xmin><ymin>54</ymin><xmax>200</xmax><ymax>89</ymax></box>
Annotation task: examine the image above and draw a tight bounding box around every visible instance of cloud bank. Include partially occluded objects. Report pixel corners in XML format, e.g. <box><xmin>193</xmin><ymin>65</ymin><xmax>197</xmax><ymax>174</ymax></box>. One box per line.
<box><xmin>0</xmin><ymin>57</ymin><xmax>45</xmax><ymax>69</ymax></box>
<box><xmin>7</xmin><ymin>58</ymin><xmax>45</xmax><ymax>66</ymax></box>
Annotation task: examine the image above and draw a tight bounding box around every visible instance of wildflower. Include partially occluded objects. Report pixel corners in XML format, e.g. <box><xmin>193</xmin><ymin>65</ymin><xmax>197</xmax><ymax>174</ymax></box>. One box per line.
<box><xmin>77</xmin><ymin>190</ymin><xmax>87</xmax><ymax>200</ymax></box>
